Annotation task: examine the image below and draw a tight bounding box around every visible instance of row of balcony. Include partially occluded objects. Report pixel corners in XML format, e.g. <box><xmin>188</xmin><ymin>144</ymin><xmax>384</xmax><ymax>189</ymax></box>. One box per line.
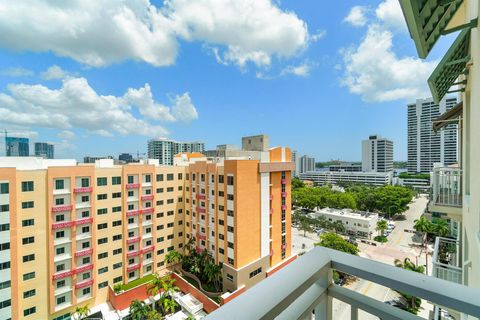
<box><xmin>52</xmin><ymin>263</ymin><xmax>94</xmax><ymax>280</ymax></box>
<box><xmin>126</xmin><ymin>246</ymin><xmax>155</xmax><ymax>258</ymax></box>
<box><xmin>52</xmin><ymin>217</ymin><xmax>93</xmax><ymax>230</ymax></box>
<box><xmin>126</xmin><ymin>207</ymin><xmax>154</xmax><ymax>217</ymax></box>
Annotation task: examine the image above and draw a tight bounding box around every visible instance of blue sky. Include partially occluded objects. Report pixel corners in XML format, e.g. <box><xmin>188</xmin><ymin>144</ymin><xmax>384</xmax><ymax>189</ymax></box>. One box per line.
<box><xmin>0</xmin><ymin>0</ymin><xmax>456</xmax><ymax>161</ymax></box>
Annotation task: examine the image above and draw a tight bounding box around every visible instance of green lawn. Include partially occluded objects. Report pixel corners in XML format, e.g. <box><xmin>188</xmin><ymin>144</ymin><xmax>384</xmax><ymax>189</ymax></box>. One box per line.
<box><xmin>121</xmin><ymin>274</ymin><xmax>155</xmax><ymax>291</ymax></box>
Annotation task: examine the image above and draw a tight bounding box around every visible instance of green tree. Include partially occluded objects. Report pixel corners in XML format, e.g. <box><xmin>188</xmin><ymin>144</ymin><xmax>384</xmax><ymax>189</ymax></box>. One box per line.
<box><xmin>146</xmin><ymin>309</ymin><xmax>163</xmax><ymax>320</ymax></box>
<box><xmin>315</xmin><ymin>232</ymin><xmax>359</xmax><ymax>255</ymax></box>
<box><xmin>394</xmin><ymin>258</ymin><xmax>424</xmax><ymax>314</ymax></box>
<box><xmin>413</xmin><ymin>216</ymin><xmax>432</xmax><ymax>248</ymax></box>
<box><xmin>292</xmin><ymin>177</ymin><xmax>305</xmax><ymax>190</ymax></box>
<box><xmin>165</xmin><ymin>250</ymin><xmax>182</xmax><ymax>272</ymax></box>
<box><xmin>298</xmin><ymin>219</ymin><xmax>313</xmax><ymax>237</ymax></box>
<box><xmin>73</xmin><ymin>304</ymin><xmax>89</xmax><ymax>320</ymax></box>
<box><xmin>147</xmin><ymin>273</ymin><xmax>164</xmax><ymax>310</ymax></box>
<box><xmin>156</xmin><ymin>275</ymin><xmax>179</xmax><ymax>315</ymax></box>
<box><xmin>376</xmin><ymin>220</ymin><xmax>388</xmax><ymax>237</ymax></box>
<box><xmin>129</xmin><ymin>300</ymin><xmax>150</xmax><ymax>320</ymax></box>
<box><xmin>162</xmin><ymin>298</ymin><xmax>178</xmax><ymax>315</ymax></box>
<box><xmin>204</xmin><ymin>262</ymin><xmax>223</xmax><ymax>291</ymax></box>
<box><xmin>332</xmin><ymin>221</ymin><xmax>345</xmax><ymax>234</ymax></box>
<box><xmin>432</xmin><ymin>219</ymin><xmax>450</xmax><ymax>237</ymax></box>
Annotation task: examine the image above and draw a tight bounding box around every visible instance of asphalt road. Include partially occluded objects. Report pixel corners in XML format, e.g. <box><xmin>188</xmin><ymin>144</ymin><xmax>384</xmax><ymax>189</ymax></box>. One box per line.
<box><xmin>292</xmin><ymin>195</ymin><xmax>432</xmax><ymax>319</ymax></box>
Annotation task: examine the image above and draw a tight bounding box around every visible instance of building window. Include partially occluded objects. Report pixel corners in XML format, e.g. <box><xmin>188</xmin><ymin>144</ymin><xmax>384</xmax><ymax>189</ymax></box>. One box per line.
<box><xmin>97</xmin><ymin>194</ymin><xmax>107</xmax><ymax>200</ymax></box>
<box><xmin>112</xmin><ymin>192</ymin><xmax>121</xmax><ymax>198</ymax></box>
<box><xmin>219</xmin><ymin>248</ymin><xmax>224</xmax><ymax>254</ymax></box>
<box><xmin>113</xmin><ymin>276</ymin><xmax>123</xmax><ymax>283</ymax></box>
<box><xmin>0</xmin><ymin>223</ymin><xmax>9</xmax><ymax>231</ymax></box>
<box><xmin>81</xmin><ymin>178</ymin><xmax>90</xmax><ymax>187</ymax></box>
<box><xmin>99</xmin><ymin>281</ymin><xmax>108</xmax><ymax>289</ymax></box>
<box><xmin>127</xmin><ymin>176</ymin><xmax>134</xmax><ymax>184</ymax></box>
<box><xmin>22</xmin><ymin>237</ymin><xmax>35</xmax><ymax>244</ymax></box>
<box><xmin>112</xmin><ymin>176</ymin><xmax>121</xmax><ymax>185</ymax></box>
<box><xmin>0</xmin><ymin>242</ymin><xmax>10</xmax><ymax>251</ymax></box>
<box><xmin>56</xmin><ymin>247</ymin><xmax>65</xmax><ymax>255</ymax></box>
<box><xmin>227</xmin><ymin>194</ymin><xmax>234</xmax><ymax>201</ymax></box>
<box><xmin>156</xmin><ymin>174</ymin><xmax>164</xmax><ymax>182</ymax></box>
<box><xmin>55</xmin><ymin>179</ymin><xmax>65</xmax><ymax>190</ymax></box>
<box><xmin>167</xmin><ymin>173</ymin><xmax>174</xmax><ymax>181</ymax></box>
<box><xmin>0</xmin><ymin>204</ymin><xmax>9</xmax><ymax>212</ymax></box>
<box><xmin>0</xmin><ymin>262</ymin><xmax>11</xmax><ymax>270</ymax></box>
<box><xmin>97</xmin><ymin>208</ymin><xmax>108</xmax><ymax>215</ymax></box>
<box><xmin>97</xmin><ymin>177</ymin><xmax>107</xmax><ymax>186</ymax></box>
<box><xmin>22</xmin><ymin>219</ymin><xmax>34</xmax><ymax>227</ymax></box>
<box><xmin>0</xmin><ymin>183</ymin><xmax>8</xmax><ymax>194</ymax></box>
<box><xmin>227</xmin><ymin>176</ymin><xmax>234</xmax><ymax>185</ymax></box>
<box><xmin>98</xmin><ymin>266</ymin><xmax>108</xmax><ymax>274</ymax></box>
<box><xmin>178</xmin><ymin>173</ymin><xmax>183</xmax><ymax>180</ymax></box>
<box><xmin>98</xmin><ymin>237</ymin><xmax>108</xmax><ymax>245</ymax></box>
<box><xmin>23</xmin><ymin>254</ymin><xmax>35</xmax><ymax>262</ymax></box>
<box><xmin>23</xmin><ymin>272</ymin><xmax>35</xmax><ymax>280</ymax></box>
<box><xmin>145</xmin><ymin>174</ymin><xmax>151</xmax><ymax>183</ymax></box>
<box><xmin>24</xmin><ymin>306</ymin><xmax>36</xmax><ymax>316</ymax></box>
<box><xmin>113</xmin><ymin>248</ymin><xmax>122</xmax><ymax>255</ymax></box>
<box><xmin>55</xmin><ymin>198</ymin><xmax>64</xmax><ymax>205</ymax></box>
<box><xmin>113</xmin><ymin>234</ymin><xmax>122</xmax><ymax>241</ymax></box>
<box><xmin>249</xmin><ymin>267</ymin><xmax>262</xmax><ymax>279</ymax></box>
<box><xmin>113</xmin><ymin>262</ymin><xmax>122</xmax><ymax>269</ymax></box>
<box><xmin>0</xmin><ymin>280</ymin><xmax>10</xmax><ymax>290</ymax></box>
<box><xmin>97</xmin><ymin>223</ymin><xmax>107</xmax><ymax>230</ymax></box>
<box><xmin>98</xmin><ymin>252</ymin><xmax>108</xmax><ymax>259</ymax></box>
<box><xmin>227</xmin><ymin>242</ymin><xmax>234</xmax><ymax>249</ymax></box>
<box><xmin>21</xmin><ymin>181</ymin><xmax>34</xmax><ymax>192</ymax></box>
<box><xmin>22</xmin><ymin>201</ymin><xmax>34</xmax><ymax>209</ymax></box>
<box><xmin>23</xmin><ymin>289</ymin><xmax>36</xmax><ymax>298</ymax></box>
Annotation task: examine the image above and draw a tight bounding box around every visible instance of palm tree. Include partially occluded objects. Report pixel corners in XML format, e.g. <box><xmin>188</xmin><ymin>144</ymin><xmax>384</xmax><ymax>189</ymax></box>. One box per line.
<box><xmin>146</xmin><ymin>309</ymin><xmax>163</xmax><ymax>320</ymax></box>
<box><xmin>414</xmin><ymin>216</ymin><xmax>432</xmax><ymax>275</ymax></box>
<box><xmin>376</xmin><ymin>219</ymin><xmax>388</xmax><ymax>237</ymax></box>
<box><xmin>413</xmin><ymin>216</ymin><xmax>431</xmax><ymax>248</ymax></box>
<box><xmin>394</xmin><ymin>258</ymin><xmax>424</xmax><ymax>313</ymax></box>
<box><xmin>162</xmin><ymin>298</ymin><xmax>178</xmax><ymax>315</ymax></box>
<box><xmin>432</xmin><ymin>219</ymin><xmax>450</xmax><ymax>237</ymax></box>
<box><xmin>73</xmin><ymin>304</ymin><xmax>89</xmax><ymax>320</ymax></box>
<box><xmin>183</xmin><ymin>237</ymin><xmax>195</xmax><ymax>256</ymax></box>
<box><xmin>147</xmin><ymin>273</ymin><xmax>164</xmax><ymax>310</ymax></box>
<box><xmin>165</xmin><ymin>250</ymin><xmax>182</xmax><ymax>272</ymax></box>
<box><xmin>129</xmin><ymin>299</ymin><xmax>150</xmax><ymax>320</ymax></box>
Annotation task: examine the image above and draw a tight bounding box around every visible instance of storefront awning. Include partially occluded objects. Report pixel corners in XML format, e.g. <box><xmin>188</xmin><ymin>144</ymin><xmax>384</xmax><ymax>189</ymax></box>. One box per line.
<box><xmin>428</xmin><ymin>28</ymin><xmax>470</xmax><ymax>103</ymax></box>
<box><xmin>400</xmin><ymin>0</ymin><xmax>463</xmax><ymax>58</ymax></box>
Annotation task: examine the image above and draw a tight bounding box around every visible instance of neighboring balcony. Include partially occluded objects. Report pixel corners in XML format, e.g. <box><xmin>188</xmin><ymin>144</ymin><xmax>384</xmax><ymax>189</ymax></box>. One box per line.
<box><xmin>205</xmin><ymin>247</ymin><xmax>480</xmax><ymax>320</ymax></box>
<box><xmin>433</xmin><ymin>236</ymin><xmax>462</xmax><ymax>285</ymax></box>
<box><xmin>429</xmin><ymin>167</ymin><xmax>462</xmax><ymax>220</ymax></box>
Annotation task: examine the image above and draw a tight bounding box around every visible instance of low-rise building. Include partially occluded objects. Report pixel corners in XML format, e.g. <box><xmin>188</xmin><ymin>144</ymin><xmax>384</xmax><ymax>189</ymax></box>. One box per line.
<box><xmin>311</xmin><ymin>208</ymin><xmax>378</xmax><ymax>238</ymax></box>
<box><xmin>299</xmin><ymin>170</ymin><xmax>392</xmax><ymax>186</ymax></box>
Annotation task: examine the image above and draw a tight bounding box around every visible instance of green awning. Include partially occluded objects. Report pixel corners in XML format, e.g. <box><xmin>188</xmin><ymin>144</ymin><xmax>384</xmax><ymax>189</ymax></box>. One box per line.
<box><xmin>400</xmin><ymin>0</ymin><xmax>463</xmax><ymax>58</ymax></box>
<box><xmin>428</xmin><ymin>28</ymin><xmax>470</xmax><ymax>103</ymax></box>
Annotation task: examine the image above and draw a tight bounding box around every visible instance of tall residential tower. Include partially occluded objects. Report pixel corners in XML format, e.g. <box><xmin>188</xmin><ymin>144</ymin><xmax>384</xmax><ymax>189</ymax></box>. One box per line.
<box><xmin>407</xmin><ymin>97</ymin><xmax>458</xmax><ymax>173</ymax></box>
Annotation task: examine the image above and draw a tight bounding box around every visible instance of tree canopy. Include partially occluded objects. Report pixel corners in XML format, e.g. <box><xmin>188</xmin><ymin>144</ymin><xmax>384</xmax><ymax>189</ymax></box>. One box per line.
<box><xmin>293</xmin><ymin>184</ymin><xmax>415</xmax><ymax>217</ymax></box>
<box><xmin>315</xmin><ymin>232</ymin><xmax>359</xmax><ymax>255</ymax></box>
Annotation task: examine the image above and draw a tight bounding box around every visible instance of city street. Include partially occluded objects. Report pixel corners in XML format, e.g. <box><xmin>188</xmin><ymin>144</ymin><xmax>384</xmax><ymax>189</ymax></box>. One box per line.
<box><xmin>292</xmin><ymin>195</ymin><xmax>432</xmax><ymax>319</ymax></box>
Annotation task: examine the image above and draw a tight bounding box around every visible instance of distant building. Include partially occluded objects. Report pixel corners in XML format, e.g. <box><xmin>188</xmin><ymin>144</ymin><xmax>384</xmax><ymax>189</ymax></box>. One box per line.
<box><xmin>300</xmin><ymin>170</ymin><xmax>392</xmax><ymax>187</ymax></box>
<box><xmin>34</xmin><ymin>142</ymin><xmax>54</xmax><ymax>159</ymax></box>
<box><xmin>147</xmin><ymin>138</ymin><xmax>205</xmax><ymax>165</ymax></box>
<box><xmin>5</xmin><ymin>137</ymin><xmax>29</xmax><ymax>156</ymax></box>
<box><xmin>362</xmin><ymin>135</ymin><xmax>393</xmax><ymax>173</ymax></box>
<box><xmin>83</xmin><ymin>155</ymin><xmax>113</xmax><ymax>163</ymax></box>
<box><xmin>119</xmin><ymin>153</ymin><xmax>133</xmax><ymax>162</ymax></box>
<box><xmin>407</xmin><ymin>97</ymin><xmax>458</xmax><ymax>173</ymax></box>
<box><xmin>242</xmin><ymin>134</ymin><xmax>269</xmax><ymax>151</ymax></box>
<box><xmin>311</xmin><ymin>208</ymin><xmax>378</xmax><ymax>238</ymax></box>
<box><xmin>328</xmin><ymin>163</ymin><xmax>362</xmax><ymax>172</ymax></box>
<box><xmin>204</xmin><ymin>135</ymin><xmax>270</xmax><ymax>161</ymax></box>
<box><xmin>299</xmin><ymin>155</ymin><xmax>315</xmax><ymax>174</ymax></box>
<box><xmin>291</xmin><ymin>150</ymin><xmax>300</xmax><ymax>177</ymax></box>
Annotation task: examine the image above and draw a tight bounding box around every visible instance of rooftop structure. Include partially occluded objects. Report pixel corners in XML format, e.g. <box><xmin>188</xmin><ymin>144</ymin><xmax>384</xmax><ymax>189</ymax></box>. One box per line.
<box><xmin>311</xmin><ymin>208</ymin><xmax>379</xmax><ymax>238</ymax></box>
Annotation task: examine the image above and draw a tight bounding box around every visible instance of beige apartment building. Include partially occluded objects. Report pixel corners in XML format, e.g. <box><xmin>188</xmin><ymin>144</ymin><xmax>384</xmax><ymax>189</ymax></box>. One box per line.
<box><xmin>0</xmin><ymin>144</ymin><xmax>294</xmax><ymax>319</ymax></box>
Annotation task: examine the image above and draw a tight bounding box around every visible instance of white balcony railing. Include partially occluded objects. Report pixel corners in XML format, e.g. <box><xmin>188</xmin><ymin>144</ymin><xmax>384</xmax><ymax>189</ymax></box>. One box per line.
<box><xmin>431</xmin><ymin>167</ymin><xmax>462</xmax><ymax>207</ymax></box>
<box><xmin>433</xmin><ymin>236</ymin><xmax>462</xmax><ymax>284</ymax></box>
<box><xmin>206</xmin><ymin>247</ymin><xmax>480</xmax><ymax>320</ymax></box>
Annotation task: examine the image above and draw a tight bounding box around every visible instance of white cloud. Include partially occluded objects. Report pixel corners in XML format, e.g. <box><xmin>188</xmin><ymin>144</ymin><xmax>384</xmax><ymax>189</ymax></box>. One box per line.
<box><xmin>57</xmin><ymin>130</ymin><xmax>75</xmax><ymax>140</ymax></box>
<box><xmin>281</xmin><ymin>62</ymin><xmax>311</xmax><ymax>77</ymax></box>
<box><xmin>375</xmin><ymin>0</ymin><xmax>407</xmax><ymax>32</ymax></box>
<box><xmin>341</xmin><ymin>24</ymin><xmax>437</xmax><ymax>102</ymax></box>
<box><xmin>0</xmin><ymin>67</ymin><xmax>34</xmax><ymax>77</ymax></box>
<box><xmin>0</xmin><ymin>0</ymin><xmax>313</xmax><ymax>69</ymax></box>
<box><xmin>0</xmin><ymin>77</ymin><xmax>199</xmax><ymax>137</ymax></box>
<box><xmin>41</xmin><ymin>65</ymin><xmax>70</xmax><ymax>80</ymax></box>
<box><xmin>344</xmin><ymin>6</ymin><xmax>368</xmax><ymax>27</ymax></box>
